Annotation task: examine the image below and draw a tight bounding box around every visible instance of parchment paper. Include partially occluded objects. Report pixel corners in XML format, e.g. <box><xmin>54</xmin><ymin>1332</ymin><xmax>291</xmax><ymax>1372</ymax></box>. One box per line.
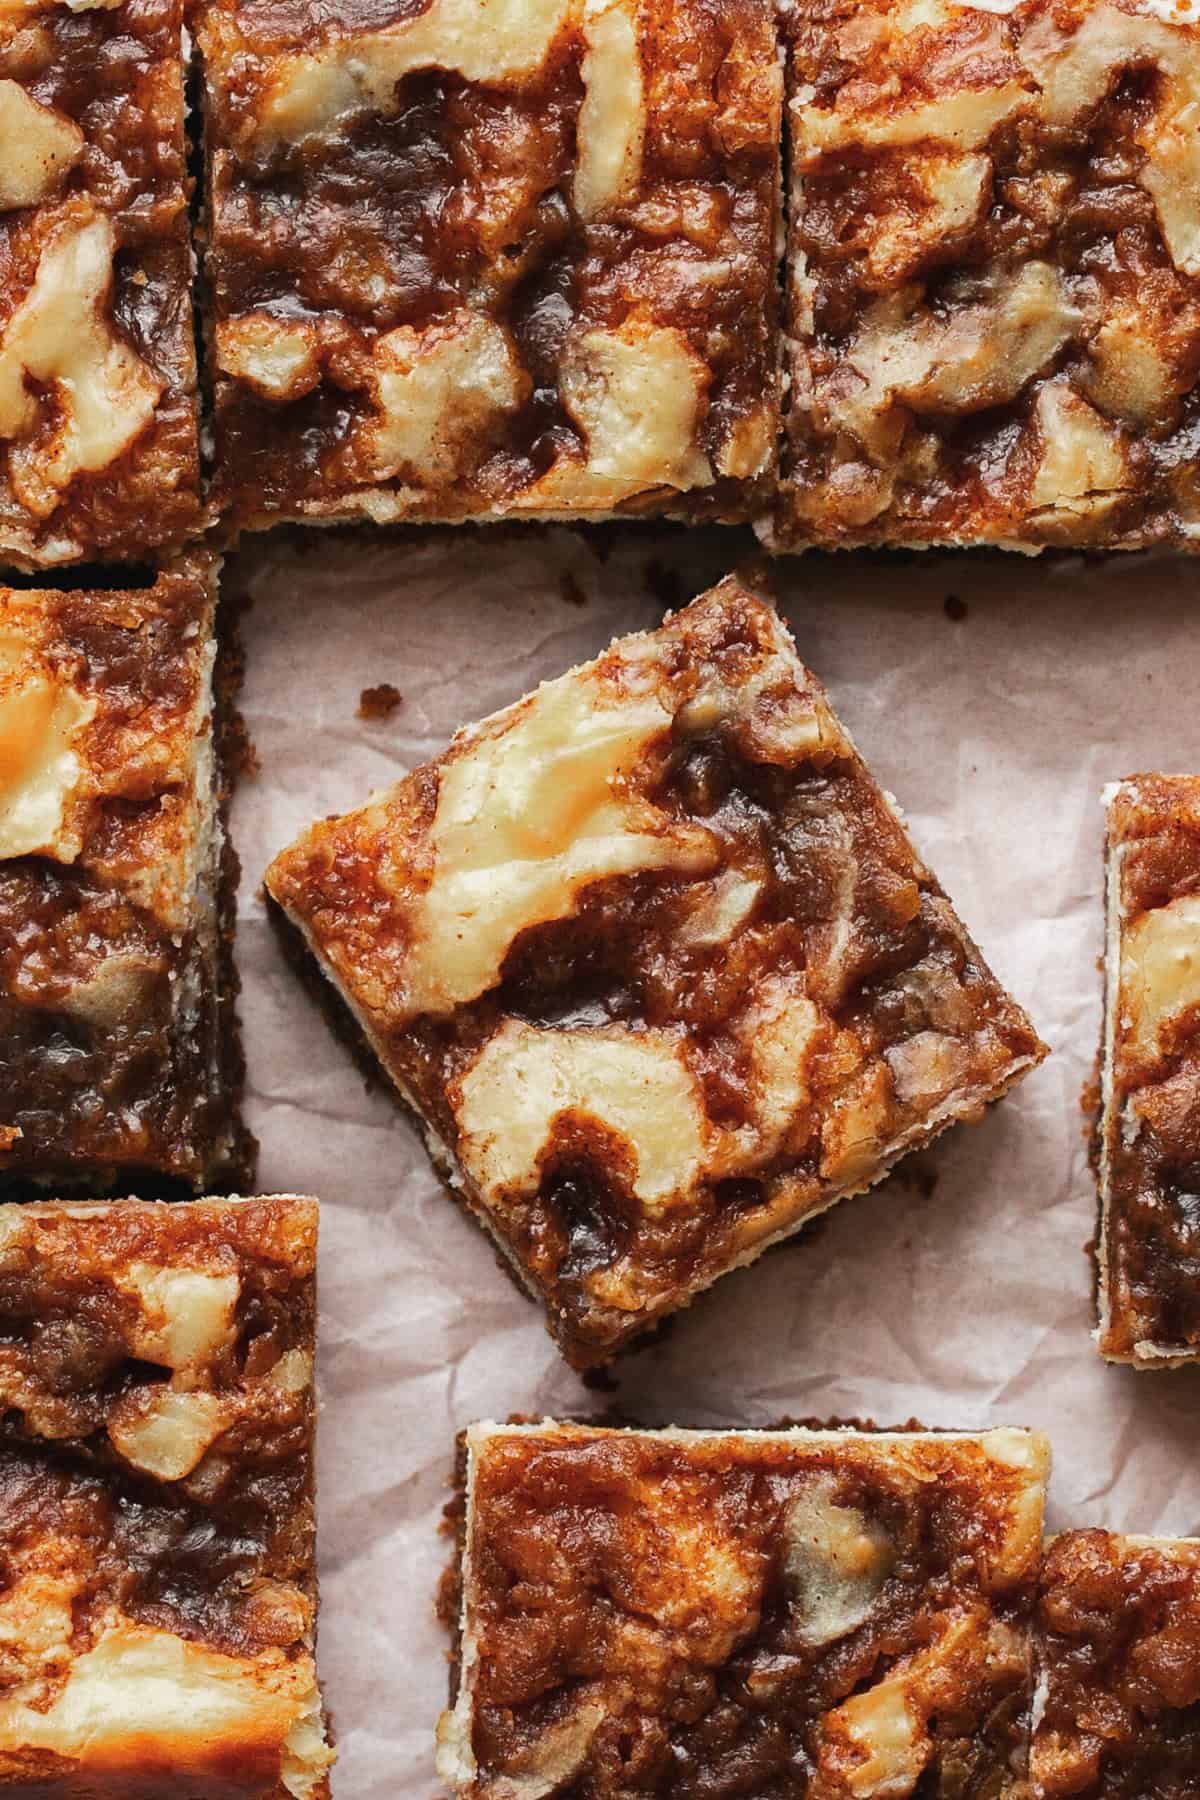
<box><xmin>226</xmin><ymin>525</ymin><xmax>1200</xmax><ymax>1797</ymax></box>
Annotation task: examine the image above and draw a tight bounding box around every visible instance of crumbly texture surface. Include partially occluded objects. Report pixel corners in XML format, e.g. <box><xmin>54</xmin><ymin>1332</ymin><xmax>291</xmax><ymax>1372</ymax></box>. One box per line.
<box><xmin>0</xmin><ymin>563</ymin><xmax>249</xmax><ymax>1194</ymax></box>
<box><xmin>439</xmin><ymin>1421</ymin><xmax>1050</xmax><ymax>1800</ymax></box>
<box><xmin>0</xmin><ymin>0</ymin><xmax>200</xmax><ymax>569</ymax></box>
<box><xmin>773</xmin><ymin>0</ymin><xmax>1200</xmax><ymax>552</ymax></box>
<box><xmin>1034</xmin><ymin>1531</ymin><xmax>1200</xmax><ymax>1800</ymax></box>
<box><xmin>1097</xmin><ymin>774</ymin><xmax>1200</xmax><ymax>1365</ymax></box>
<box><xmin>199</xmin><ymin>0</ymin><xmax>781</xmax><ymax>529</ymax></box>
<box><xmin>267</xmin><ymin>577</ymin><xmax>1044</xmax><ymax>1366</ymax></box>
<box><xmin>0</xmin><ymin>1196</ymin><xmax>332</xmax><ymax>1798</ymax></box>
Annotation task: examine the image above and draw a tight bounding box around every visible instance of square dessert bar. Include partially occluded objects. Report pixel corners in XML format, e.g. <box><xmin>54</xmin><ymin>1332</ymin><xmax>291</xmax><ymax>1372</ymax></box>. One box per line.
<box><xmin>1033</xmin><ymin>1531</ymin><xmax>1200</xmax><ymax>1799</ymax></box>
<box><xmin>773</xmin><ymin>0</ymin><xmax>1200</xmax><ymax>553</ymax></box>
<box><xmin>266</xmin><ymin>577</ymin><xmax>1044</xmax><ymax>1366</ymax></box>
<box><xmin>0</xmin><ymin>560</ymin><xmax>249</xmax><ymax>1194</ymax></box>
<box><xmin>0</xmin><ymin>1195</ymin><xmax>332</xmax><ymax>1797</ymax></box>
<box><xmin>1096</xmin><ymin>775</ymin><xmax>1200</xmax><ymax>1367</ymax></box>
<box><xmin>0</xmin><ymin>0</ymin><xmax>200</xmax><ymax>568</ymax></box>
<box><xmin>439</xmin><ymin>1421</ymin><xmax>1051</xmax><ymax>1799</ymax></box>
<box><xmin>198</xmin><ymin>0</ymin><xmax>781</xmax><ymax>530</ymax></box>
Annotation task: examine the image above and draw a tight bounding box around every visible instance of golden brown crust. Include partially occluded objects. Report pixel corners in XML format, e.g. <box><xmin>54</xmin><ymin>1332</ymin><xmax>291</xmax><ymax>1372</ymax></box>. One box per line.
<box><xmin>1097</xmin><ymin>774</ymin><xmax>1200</xmax><ymax>1365</ymax></box>
<box><xmin>267</xmin><ymin>577</ymin><xmax>1045</xmax><ymax>1366</ymax></box>
<box><xmin>0</xmin><ymin>1195</ymin><xmax>332</xmax><ymax>1799</ymax></box>
<box><xmin>1034</xmin><ymin>1530</ymin><xmax>1200</xmax><ymax>1800</ymax></box>
<box><xmin>199</xmin><ymin>0</ymin><xmax>781</xmax><ymax>528</ymax></box>
<box><xmin>0</xmin><ymin>0</ymin><xmax>200</xmax><ymax>569</ymax></box>
<box><xmin>774</xmin><ymin>0</ymin><xmax>1200</xmax><ymax>552</ymax></box>
<box><xmin>0</xmin><ymin>559</ymin><xmax>248</xmax><ymax>1193</ymax></box>
<box><xmin>441</xmin><ymin>1421</ymin><xmax>1050</xmax><ymax>1800</ymax></box>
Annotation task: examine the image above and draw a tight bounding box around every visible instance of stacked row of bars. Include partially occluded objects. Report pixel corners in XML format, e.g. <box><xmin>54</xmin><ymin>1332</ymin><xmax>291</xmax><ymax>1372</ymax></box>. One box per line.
<box><xmin>0</xmin><ymin>570</ymin><xmax>338</xmax><ymax>1790</ymax></box>
<box><xmin>3</xmin><ymin>571</ymin><xmax>1198</xmax><ymax>1366</ymax></box>
<box><xmin>439</xmin><ymin>1419</ymin><xmax>1200</xmax><ymax>1800</ymax></box>
<box><xmin>4</xmin><ymin>0</ymin><xmax>1200</xmax><ymax>565</ymax></box>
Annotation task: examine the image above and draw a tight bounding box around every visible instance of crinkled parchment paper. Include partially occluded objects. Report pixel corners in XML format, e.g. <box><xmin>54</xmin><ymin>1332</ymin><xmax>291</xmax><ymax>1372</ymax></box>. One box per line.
<box><xmin>227</xmin><ymin>526</ymin><xmax>1200</xmax><ymax>1797</ymax></box>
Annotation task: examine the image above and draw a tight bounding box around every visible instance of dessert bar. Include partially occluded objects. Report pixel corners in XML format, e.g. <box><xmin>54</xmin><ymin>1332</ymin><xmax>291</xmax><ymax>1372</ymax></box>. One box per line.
<box><xmin>0</xmin><ymin>560</ymin><xmax>249</xmax><ymax>1193</ymax></box>
<box><xmin>266</xmin><ymin>576</ymin><xmax>1044</xmax><ymax>1366</ymax></box>
<box><xmin>198</xmin><ymin>0</ymin><xmax>781</xmax><ymax>529</ymax></box>
<box><xmin>0</xmin><ymin>1195</ymin><xmax>332</xmax><ymax>1797</ymax></box>
<box><xmin>439</xmin><ymin>1420</ymin><xmax>1050</xmax><ymax>1799</ymax></box>
<box><xmin>0</xmin><ymin>0</ymin><xmax>200</xmax><ymax>568</ymax></box>
<box><xmin>773</xmin><ymin>0</ymin><xmax>1200</xmax><ymax>552</ymax></box>
<box><xmin>1033</xmin><ymin>1530</ymin><xmax>1200</xmax><ymax>1799</ymax></box>
<box><xmin>1096</xmin><ymin>775</ymin><xmax>1200</xmax><ymax>1366</ymax></box>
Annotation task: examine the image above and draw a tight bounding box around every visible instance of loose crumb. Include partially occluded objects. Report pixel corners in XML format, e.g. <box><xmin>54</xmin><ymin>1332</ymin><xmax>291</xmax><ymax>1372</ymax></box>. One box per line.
<box><xmin>358</xmin><ymin>683</ymin><xmax>402</xmax><ymax>721</ymax></box>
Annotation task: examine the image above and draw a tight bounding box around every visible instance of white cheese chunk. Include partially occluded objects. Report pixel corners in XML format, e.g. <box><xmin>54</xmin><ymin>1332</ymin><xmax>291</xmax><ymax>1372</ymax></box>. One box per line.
<box><xmin>1028</xmin><ymin>381</ymin><xmax>1127</xmax><ymax>513</ymax></box>
<box><xmin>282</xmin><ymin>1687</ymin><xmax>337</xmax><ymax>1800</ymax></box>
<box><xmin>1122</xmin><ymin>893</ymin><xmax>1200</xmax><ymax>1059</ymax></box>
<box><xmin>834</xmin><ymin>264</ymin><xmax>1078</xmax><ymax>454</ymax></box>
<box><xmin>360</xmin><ymin>310</ymin><xmax>524</xmax><ymax>484</ymax></box>
<box><xmin>573</xmin><ymin>0</ymin><xmax>644</xmax><ymax>219</ymax></box>
<box><xmin>268</xmin><ymin>1348</ymin><xmax>314</xmax><ymax>1394</ymax></box>
<box><xmin>456</xmin><ymin>975</ymin><xmax>826</xmax><ymax>1214</ymax></box>
<box><xmin>0</xmin><ymin>1551</ymin><xmax>84</xmax><ymax>1697</ymax></box>
<box><xmin>280</xmin><ymin>1692</ymin><xmax>332</xmax><ymax>1800</ymax></box>
<box><xmin>1140</xmin><ymin>105</ymin><xmax>1200</xmax><ymax>275</ymax></box>
<box><xmin>985</xmin><ymin>1428</ymin><xmax>1051</xmax><ymax>1578</ymax></box>
<box><xmin>785</xmin><ymin>1476</ymin><xmax>894</xmax><ymax>1646</ymax></box>
<box><xmin>820</xmin><ymin>1062</ymin><xmax>893</xmax><ymax>1187</ymax></box>
<box><xmin>728</xmin><ymin>977</ymin><xmax>822</xmax><ymax>1158</ymax></box>
<box><xmin>794</xmin><ymin>80</ymin><xmax>1028</xmax><ymax>159</ymax></box>
<box><xmin>59</xmin><ymin>951</ymin><xmax>163</xmax><ymax>1027</ymax></box>
<box><xmin>455</xmin><ymin>1019</ymin><xmax>710</xmax><ymax>1211</ymax></box>
<box><xmin>829</xmin><ymin>1675</ymin><xmax>926</xmax><ymax>1799</ymax></box>
<box><xmin>0</xmin><ymin>210</ymin><xmax>162</xmax><ymax>516</ymax></box>
<box><xmin>539</xmin><ymin>321</ymin><xmax>713</xmax><ymax>502</ymax></box>
<box><xmin>677</xmin><ymin>870</ymin><xmax>763</xmax><ymax>948</ymax></box>
<box><xmin>253</xmin><ymin>0</ymin><xmax>576</xmax><ymax>149</ymax></box>
<box><xmin>885</xmin><ymin>1029</ymin><xmax>972</xmax><ymax>1109</ymax></box>
<box><xmin>397</xmin><ymin>671</ymin><xmax>717</xmax><ymax>1020</ymax></box>
<box><xmin>714</xmin><ymin>404</ymin><xmax>774</xmax><ymax>480</ymax></box>
<box><xmin>0</xmin><ymin>81</ymin><xmax>83</xmax><ymax>210</ymax></box>
<box><xmin>118</xmin><ymin>1264</ymin><xmax>241</xmax><ymax>1373</ymax></box>
<box><xmin>216</xmin><ymin>313</ymin><xmax>320</xmax><ymax>402</ymax></box>
<box><xmin>0</xmin><ymin>1616</ymin><xmax>323</xmax><ymax>1772</ymax></box>
<box><xmin>0</xmin><ymin>630</ymin><xmax>94</xmax><ymax>862</ymax></box>
<box><xmin>1081</xmin><ymin>313</ymin><xmax>1176</xmax><ymax>425</ymax></box>
<box><xmin>108</xmin><ymin>1387</ymin><xmax>228</xmax><ymax>1480</ymax></box>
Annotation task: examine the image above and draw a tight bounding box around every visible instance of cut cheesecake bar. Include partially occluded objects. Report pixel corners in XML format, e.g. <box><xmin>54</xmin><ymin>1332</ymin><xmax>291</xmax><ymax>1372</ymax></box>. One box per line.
<box><xmin>0</xmin><ymin>1195</ymin><xmax>332</xmax><ymax>1797</ymax></box>
<box><xmin>198</xmin><ymin>0</ymin><xmax>781</xmax><ymax>530</ymax></box>
<box><xmin>1097</xmin><ymin>776</ymin><xmax>1200</xmax><ymax>1366</ymax></box>
<box><xmin>0</xmin><ymin>560</ymin><xmax>249</xmax><ymax>1193</ymax></box>
<box><xmin>772</xmin><ymin>0</ymin><xmax>1200</xmax><ymax>552</ymax></box>
<box><xmin>0</xmin><ymin>0</ymin><xmax>200</xmax><ymax>568</ymax></box>
<box><xmin>266</xmin><ymin>576</ymin><xmax>1044</xmax><ymax>1366</ymax></box>
<box><xmin>439</xmin><ymin>1420</ymin><xmax>1051</xmax><ymax>1799</ymax></box>
<box><xmin>1033</xmin><ymin>1531</ymin><xmax>1200</xmax><ymax>1800</ymax></box>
